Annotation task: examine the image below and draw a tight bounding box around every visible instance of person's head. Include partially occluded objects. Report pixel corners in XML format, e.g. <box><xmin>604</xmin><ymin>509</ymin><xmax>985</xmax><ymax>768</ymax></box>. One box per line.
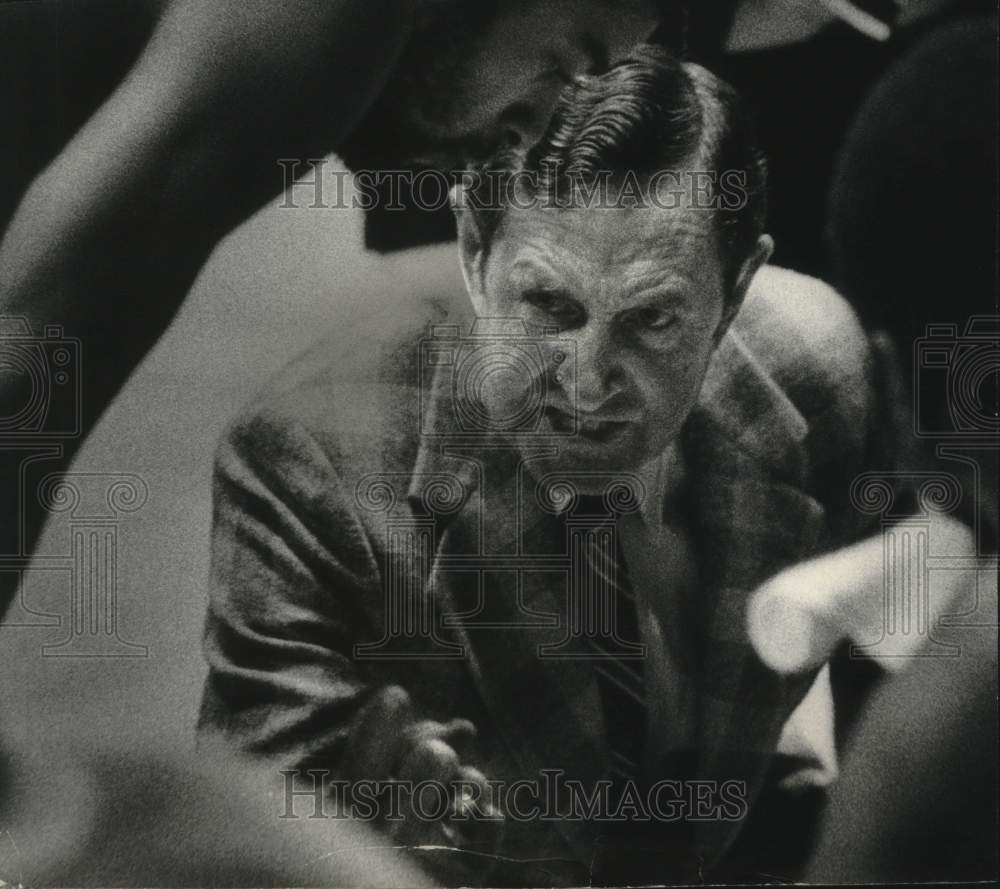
<box><xmin>452</xmin><ymin>45</ymin><xmax>773</xmax><ymax>480</ymax></box>
<box><xmin>337</xmin><ymin>0</ymin><xmax>662</xmax><ymax>171</ymax></box>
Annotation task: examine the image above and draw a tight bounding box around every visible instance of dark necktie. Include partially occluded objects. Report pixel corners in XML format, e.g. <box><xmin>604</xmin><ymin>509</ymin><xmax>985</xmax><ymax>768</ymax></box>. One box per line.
<box><xmin>581</xmin><ymin>521</ymin><xmax>648</xmax><ymax>788</ymax></box>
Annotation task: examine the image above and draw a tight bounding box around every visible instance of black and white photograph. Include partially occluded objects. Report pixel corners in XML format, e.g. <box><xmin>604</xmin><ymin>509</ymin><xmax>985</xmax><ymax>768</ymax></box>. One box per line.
<box><xmin>0</xmin><ymin>1</ymin><xmax>997</xmax><ymax>885</ymax></box>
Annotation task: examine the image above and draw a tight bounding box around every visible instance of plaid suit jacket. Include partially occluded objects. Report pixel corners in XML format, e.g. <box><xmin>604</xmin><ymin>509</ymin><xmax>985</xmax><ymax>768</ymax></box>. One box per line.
<box><xmin>198</xmin><ymin>266</ymin><xmax>894</xmax><ymax>884</ymax></box>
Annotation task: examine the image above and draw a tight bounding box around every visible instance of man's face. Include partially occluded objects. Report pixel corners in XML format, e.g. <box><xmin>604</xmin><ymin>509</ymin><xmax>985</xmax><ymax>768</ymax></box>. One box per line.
<box><xmin>344</xmin><ymin>1</ymin><xmax>659</xmax><ymax>169</ymax></box>
<box><xmin>462</xmin><ymin>200</ymin><xmax>741</xmax><ymax>480</ymax></box>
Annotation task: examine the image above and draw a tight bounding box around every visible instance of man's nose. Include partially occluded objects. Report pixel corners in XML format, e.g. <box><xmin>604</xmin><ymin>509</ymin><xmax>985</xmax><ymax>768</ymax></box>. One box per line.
<box><xmin>567</xmin><ymin>325</ymin><xmax>621</xmax><ymax>412</ymax></box>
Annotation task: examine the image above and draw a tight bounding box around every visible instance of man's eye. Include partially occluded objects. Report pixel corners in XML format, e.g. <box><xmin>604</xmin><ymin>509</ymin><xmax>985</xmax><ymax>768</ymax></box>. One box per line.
<box><xmin>523</xmin><ymin>290</ymin><xmax>578</xmax><ymax>320</ymax></box>
<box><xmin>629</xmin><ymin>307</ymin><xmax>677</xmax><ymax>331</ymax></box>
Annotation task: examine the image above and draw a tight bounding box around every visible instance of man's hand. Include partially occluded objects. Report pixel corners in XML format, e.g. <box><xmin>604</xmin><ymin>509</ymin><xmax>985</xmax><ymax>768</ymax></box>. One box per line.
<box><xmin>342</xmin><ymin>686</ymin><xmax>504</xmax><ymax>851</ymax></box>
<box><xmin>747</xmin><ymin>513</ymin><xmax>978</xmax><ymax>674</ymax></box>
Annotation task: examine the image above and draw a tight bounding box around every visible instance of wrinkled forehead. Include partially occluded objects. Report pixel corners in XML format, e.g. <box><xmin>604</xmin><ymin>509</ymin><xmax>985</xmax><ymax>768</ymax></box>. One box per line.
<box><xmin>491</xmin><ymin>202</ymin><xmax>724</xmax><ymax>289</ymax></box>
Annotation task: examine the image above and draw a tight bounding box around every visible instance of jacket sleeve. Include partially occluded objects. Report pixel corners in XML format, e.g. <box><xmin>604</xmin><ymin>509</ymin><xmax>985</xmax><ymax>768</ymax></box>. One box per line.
<box><xmin>197</xmin><ymin>405</ymin><xmax>510</xmax><ymax>887</ymax></box>
<box><xmin>197</xmin><ymin>405</ymin><xmax>382</xmax><ymax>770</ymax></box>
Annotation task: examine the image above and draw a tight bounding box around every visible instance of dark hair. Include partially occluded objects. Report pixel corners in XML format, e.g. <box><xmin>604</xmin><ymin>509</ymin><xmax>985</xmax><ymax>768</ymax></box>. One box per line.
<box><xmin>464</xmin><ymin>44</ymin><xmax>767</xmax><ymax>293</ymax></box>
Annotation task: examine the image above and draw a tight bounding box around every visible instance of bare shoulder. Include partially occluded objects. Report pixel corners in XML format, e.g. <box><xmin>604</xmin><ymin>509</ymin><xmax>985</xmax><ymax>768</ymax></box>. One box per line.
<box><xmin>734</xmin><ymin>265</ymin><xmax>875</xmax><ymax>424</ymax></box>
<box><xmin>737</xmin><ymin>266</ymin><xmax>871</xmax><ymax>378</ymax></box>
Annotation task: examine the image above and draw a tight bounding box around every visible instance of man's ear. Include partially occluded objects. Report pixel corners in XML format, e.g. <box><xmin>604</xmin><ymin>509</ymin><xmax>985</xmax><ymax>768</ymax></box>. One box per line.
<box><xmin>451</xmin><ymin>185</ymin><xmax>489</xmax><ymax>308</ymax></box>
<box><xmin>717</xmin><ymin>233</ymin><xmax>774</xmax><ymax>340</ymax></box>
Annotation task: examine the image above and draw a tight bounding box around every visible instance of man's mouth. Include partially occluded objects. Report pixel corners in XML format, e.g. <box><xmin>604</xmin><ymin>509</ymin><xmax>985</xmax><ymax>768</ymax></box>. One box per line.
<box><xmin>544</xmin><ymin>406</ymin><xmax>631</xmax><ymax>443</ymax></box>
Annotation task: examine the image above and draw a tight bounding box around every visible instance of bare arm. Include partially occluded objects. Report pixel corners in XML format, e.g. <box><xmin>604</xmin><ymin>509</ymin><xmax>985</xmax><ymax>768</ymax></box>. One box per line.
<box><xmin>0</xmin><ymin>0</ymin><xmax>413</xmax><ymax>601</ymax></box>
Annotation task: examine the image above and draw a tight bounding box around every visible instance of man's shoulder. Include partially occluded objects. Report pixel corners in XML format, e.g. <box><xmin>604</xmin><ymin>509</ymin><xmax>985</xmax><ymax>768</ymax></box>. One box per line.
<box><xmin>220</xmin><ymin>278</ymin><xmax>471</xmax><ymax>484</ymax></box>
<box><xmin>734</xmin><ymin>265</ymin><xmax>874</xmax><ymax>420</ymax></box>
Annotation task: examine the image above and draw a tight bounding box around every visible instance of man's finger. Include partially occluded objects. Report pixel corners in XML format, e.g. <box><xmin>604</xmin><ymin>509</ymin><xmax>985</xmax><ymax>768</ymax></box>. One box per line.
<box><xmin>450</xmin><ymin>765</ymin><xmax>498</xmax><ymax>816</ymax></box>
<box><xmin>404</xmin><ymin>718</ymin><xmax>477</xmax><ymax>758</ymax></box>
<box><xmin>390</xmin><ymin>738</ymin><xmax>463</xmax><ymax>846</ymax></box>
<box><xmin>343</xmin><ymin>685</ymin><xmax>413</xmax><ymax>781</ymax></box>
<box><xmin>447</xmin><ymin>765</ymin><xmax>505</xmax><ymax>852</ymax></box>
<box><xmin>396</xmin><ymin>737</ymin><xmax>462</xmax><ymax>785</ymax></box>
